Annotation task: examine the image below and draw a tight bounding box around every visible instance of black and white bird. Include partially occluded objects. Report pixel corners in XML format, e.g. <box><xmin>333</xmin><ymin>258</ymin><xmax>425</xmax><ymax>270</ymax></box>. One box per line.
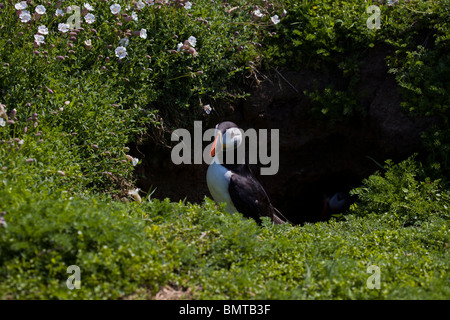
<box><xmin>206</xmin><ymin>121</ymin><xmax>289</xmax><ymax>225</ymax></box>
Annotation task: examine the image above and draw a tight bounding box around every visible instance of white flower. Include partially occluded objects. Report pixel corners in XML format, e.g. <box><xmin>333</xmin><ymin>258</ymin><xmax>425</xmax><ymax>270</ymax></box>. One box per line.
<box><xmin>140</xmin><ymin>29</ymin><xmax>147</xmax><ymax>39</ymax></box>
<box><xmin>128</xmin><ymin>188</ymin><xmax>140</xmax><ymax>195</ymax></box>
<box><xmin>110</xmin><ymin>4</ymin><xmax>121</xmax><ymax>15</ymax></box>
<box><xmin>253</xmin><ymin>9</ymin><xmax>264</xmax><ymax>18</ymax></box>
<box><xmin>177</xmin><ymin>42</ymin><xmax>183</xmax><ymax>51</ymax></box>
<box><xmin>203</xmin><ymin>104</ymin><xmax>212</xmax><ymax>114</ymax></box>
<box><xmin>34</xmin><ymin>34</ymin><xmax>45</xmax><ymax>46</ymax></box>
<box><xmin>55</xmin><ymin>9</ymin><xmax>65</xmax><ymax>17</ymax></box>
<box><xmin>184</xmin><ymin>1</ymin><xmax>192</xmax><ymax>9</ymax></box>
<box><xmin>58</xmin><ymin>23</ymin><xmax>70</xmax><ymax>33</ymax></box>
<box><xmin>0</xmin><ymin>118</ymin><xmax>5</xmax><ymax>127</ymax></box>
<box><xmin>126</xmin><ymin>155</ymin><xmax>139</xmax><ymax>165</ymax></box>
<box><xmin>188</xmin><ymin>36</ymin><xmax>197</xmax><ymax>47</ymax></box>
<box><xmin>131</xmin><ymin>11</ymin><xmax>138</xmax><ymax>21</ymax></box>
<box><xmin>38</xmin><ymin>25</ymin><xmax>48</xmax><ymax>35</ymax></box>
<box><xmin>35</xmin><ymin>5</ymin><xmax>46</xmax><ymax>15</ymax></box>
<box><xmin>271</xmin><ymin>15</ymin><xmax>280</xmax><ymax>25</ymax></box>
<box><xmin>115</xmin><ymin>46</ymin><xmax>127</xmax><ymax>59</ymax></box>
<box><xmin>146</xmin><ymin>0</ymin><xmax>155</xmax><ymax>6</ymax></box>
<box><xmin>84</xmin><ymin>3</ymin><xmax>94</xmax><ymax>11</ymax></box>
<box><xmin>15</xmin><ymin>1</ymin><xmax>27</xmax><ymax>10</ymax></box>
<box><xmin>84</xmin><ymin>39</ymin><xmax>92</xmax><ymax>46</ymax></box>
<box><xmin>19</xmin><ymin>10</ymin><xmax>31</xmax><ymax>23</ymax></box>
<box><xmin>136</xmin><ymin>1</ymin><xmax>145</xmax><ymax>10</ymax></box>
<box><xmin>128</xmin><ymin>188</ymin><xmax>142</xmax><ymax>204</ymax></box>
<box><xmin>119</xmin><ymin>38</ymin><xmax>129</xmax><ymax>47</ymax></box>
<box><xmin>84</xmin><ymin>13</ymin><xmax>95</xmax><ymax>24</ymax></box>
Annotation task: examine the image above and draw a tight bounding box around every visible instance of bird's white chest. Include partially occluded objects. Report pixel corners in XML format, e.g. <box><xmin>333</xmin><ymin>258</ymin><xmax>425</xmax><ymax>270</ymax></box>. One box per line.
<box><xmin>206</xmin><ymin>162</ymin><xmax>237</xmax><ymax>213</ymax></box>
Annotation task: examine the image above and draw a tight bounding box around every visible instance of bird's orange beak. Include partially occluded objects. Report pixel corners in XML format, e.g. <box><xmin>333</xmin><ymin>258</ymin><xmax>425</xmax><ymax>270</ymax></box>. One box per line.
<box><xmin>210</xmin><ymin>132</ymin><xmax>222</xmax><ymax>157</ymax></box>
<box><xmin>210</xmin><ymin>136</ymin><xmax>219</xmax><ymax>157</ymax></box>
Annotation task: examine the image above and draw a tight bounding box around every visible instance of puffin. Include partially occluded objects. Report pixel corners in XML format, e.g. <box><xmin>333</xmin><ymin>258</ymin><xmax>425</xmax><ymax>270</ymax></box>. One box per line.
<box><xmin>321</xmin><ymin>192</ymin><xmax>351</xmax><ymax>220</ymax></box>
<box><xmin>206</xmin><ymin>121</ymin><xmax>289</xmax><ymax>225</ymax></box>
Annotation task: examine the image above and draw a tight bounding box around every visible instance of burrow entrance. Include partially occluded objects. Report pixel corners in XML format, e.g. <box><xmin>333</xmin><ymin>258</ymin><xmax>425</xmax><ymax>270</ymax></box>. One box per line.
<box><xmin>131</xmin><ymin>65</ymin><xmax>434</xmax><ymax>224</ymax></box>
<box><xmin>132</xmin><ymin>120</ymin><xmax>426</xmax><ymax>225</ymax></box>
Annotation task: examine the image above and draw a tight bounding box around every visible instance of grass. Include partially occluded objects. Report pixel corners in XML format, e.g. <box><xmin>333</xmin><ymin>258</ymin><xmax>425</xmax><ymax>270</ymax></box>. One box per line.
<box><xmin>1</xmin><ymin>188</ymin><xmax>448</xmax><ymax>299</ymax></box>
<box><xmin>0</xmin><ymin>0</ymin><xmax>449</xmax><ymax>299</ymax></box>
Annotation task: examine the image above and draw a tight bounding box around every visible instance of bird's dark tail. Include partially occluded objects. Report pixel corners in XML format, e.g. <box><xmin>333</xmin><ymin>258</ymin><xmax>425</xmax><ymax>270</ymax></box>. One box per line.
<box><xmin>271</xmin><ymin>206</ymin><xmax>292</xmax><ymax>225</ymax></box>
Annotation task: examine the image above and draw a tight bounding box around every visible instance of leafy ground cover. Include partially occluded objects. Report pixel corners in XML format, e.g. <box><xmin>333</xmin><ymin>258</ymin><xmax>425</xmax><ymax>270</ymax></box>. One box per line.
<box><xmin>0</xmin><ymin>0</ymin><xmax>449</xmax><ymax>299</ymax></box>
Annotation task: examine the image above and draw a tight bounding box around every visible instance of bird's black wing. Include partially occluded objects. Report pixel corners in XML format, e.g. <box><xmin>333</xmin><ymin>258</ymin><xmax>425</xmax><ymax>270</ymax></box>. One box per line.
<box><xmin>228</xmin><ymin>171</ymin><xmax>287</xmax><ymax>224</ymax></box>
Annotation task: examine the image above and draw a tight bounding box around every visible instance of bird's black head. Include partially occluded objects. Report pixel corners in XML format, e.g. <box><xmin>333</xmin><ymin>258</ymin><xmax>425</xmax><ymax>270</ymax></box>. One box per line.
<box><xmin>215</xmin><ymin>121</ymin><xmax>238</xmax><ymax>135</ymax></box>
<box><xmin>210</xmin><ymin>121</ymin><xmax>243</xmax><ymax>159</ymax></box>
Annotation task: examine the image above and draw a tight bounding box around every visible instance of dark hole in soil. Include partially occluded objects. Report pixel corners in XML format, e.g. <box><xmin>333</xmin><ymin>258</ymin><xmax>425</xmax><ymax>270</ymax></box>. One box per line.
<box><xmin>131</xmin><ymin>64</ymin><xmax>434</xmax><ymax>225</ymax></box>
<box><xmin>132</xmin><ymin>136</ymin><xmax>375</xmax><ymax>225</ymax></box>
<box><xmin>272</xmin><ymin>171</ymin><xmax>360</xmax><ymax>225</ymax></box>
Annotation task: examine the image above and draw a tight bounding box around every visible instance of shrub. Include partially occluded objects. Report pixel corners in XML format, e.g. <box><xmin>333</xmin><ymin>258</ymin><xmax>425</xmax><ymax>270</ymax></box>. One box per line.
<box><xmin>350</xmin><ymin>157</ymin><xmax>450</xmax><ymax>226</ymax></box>
<box><xmin>0</xmin><ymin>191</ymin><xmax>169</xmax><ymax>299</ymax></box>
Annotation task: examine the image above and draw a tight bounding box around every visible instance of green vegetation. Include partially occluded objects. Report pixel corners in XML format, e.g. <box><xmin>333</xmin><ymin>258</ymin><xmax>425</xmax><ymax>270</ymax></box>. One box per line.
<box><xmin>1</xmin><ymin>190</ymin><xmax>449</xmax><ymax>299</ymax></box>
<box><xmin>0</xmin><ymin>0</ymin><xmax>449</xmax><ymax>299</ymax></box>
<box><xmin>266</xmin><ymin>0</ymin><xmax>450</xmax><ymax>131</ymax></box>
